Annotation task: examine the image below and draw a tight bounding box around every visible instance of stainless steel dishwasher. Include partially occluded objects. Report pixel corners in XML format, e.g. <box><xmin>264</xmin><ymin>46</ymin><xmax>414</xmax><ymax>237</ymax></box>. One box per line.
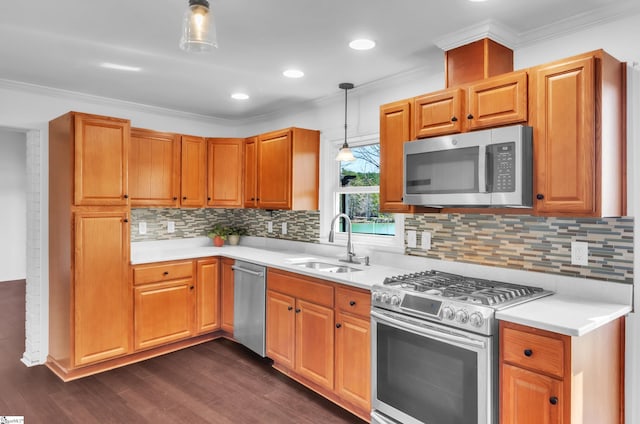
<box><xmin>232</xmin><ymin>260</ymin><xmax>266</xmax><ymax>357</ymax></box>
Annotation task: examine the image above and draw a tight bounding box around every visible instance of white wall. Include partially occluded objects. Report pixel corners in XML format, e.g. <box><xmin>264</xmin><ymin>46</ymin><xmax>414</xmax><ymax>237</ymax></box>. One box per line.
<box><xmin>0</xmin><ymin>129</ymin><xmax>27</xmax><ymax>282</ymax></box>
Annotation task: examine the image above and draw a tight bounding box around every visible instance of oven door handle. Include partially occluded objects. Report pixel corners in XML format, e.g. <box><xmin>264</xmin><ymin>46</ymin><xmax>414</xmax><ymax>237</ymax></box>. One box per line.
<box><xmin>371</xmin><ymin>309</ymin><xmax>487</xmax><ymax>350</ymax></box>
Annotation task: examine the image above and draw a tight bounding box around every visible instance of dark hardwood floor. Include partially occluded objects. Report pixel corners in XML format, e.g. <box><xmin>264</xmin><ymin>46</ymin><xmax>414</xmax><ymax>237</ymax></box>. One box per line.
<box><xmin>0</xmin><ymin>280</ymin><xmax>366</xmax><ymax>423</ymax></box>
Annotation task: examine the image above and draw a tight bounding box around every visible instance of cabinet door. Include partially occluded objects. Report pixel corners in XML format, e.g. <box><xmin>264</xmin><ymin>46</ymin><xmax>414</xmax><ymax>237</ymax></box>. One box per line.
<box><xmin>531</xmin><ymin>57</ymin><xmax>595</xmax><ymax>215</ymax></box>
<box><xmin>129</xmin><ymin>128</ymin><xmax>180</xmax><ymax>207</ymax></box>
<box><xmin>74</xmin><ymin>210</ymin><xmax>131</xmax><ymax>366</ymax></box>
<box><xmin>335</xmin><ymin>311</ymin><xmax>371</xmax><ymax>411</ymax></box>
<box><xmin>466</xmin><ymin>71</ymin><xmax>528</xmax><ymax>131</ymax></box>
<box><xmin>379</xmin><ymin>100</ymin><xmax>413</xmax><ymax>213</ymax></box>
<box><xmin>220</xmin><ymin>258</ymin><xmax>235</xmax><ymax>333</ymax></box>
<box><xmin>134</xmin><ymin>279</ymin><xmax>195</xmax><ymax>350</ymax></box>
<box><xmin>414</xmin><ymin>88</ymin><xmax>463</xmax><ymax>138</ymax></box>
<box><xmin>207</xmin><ymin>138</ymin><xmax>244</xmax><ymax>207</ymax></box>
<box><xmin>501</xmin><ymin>363</ymin><xmax>563</xmax><ymax>424</ymax></box>
<box><xmin>266</xmin><ymin>290</ymin><xmax>295</xmax><ymax>369</ymax></box>
<box><xmin>243</xmin><ymin>136</ymin><xmax>258</xmax><ymax>208</ymax></box>
<box><xmin>295</xmin><ymin>299</ymin><xmax>334</xmax><ymax>390</ymax></box>
<box><xmin>257</xmin><ymin>130</ymin><xmax>292</xmax><ymax>209</ymax></box>
<box><xmin>180</xmin><ymin>135</ymin><xmax>207</xmax><ymax>207</ymax></box>
<box><xmin>196</xmin><ymin>258</ymin><xmax>220</xmax><ymax>334</ymax></box>
<box><xmin>74</xmin><ymin>114</ymin><xmax>129</xmax><ymax>206</ymax></box>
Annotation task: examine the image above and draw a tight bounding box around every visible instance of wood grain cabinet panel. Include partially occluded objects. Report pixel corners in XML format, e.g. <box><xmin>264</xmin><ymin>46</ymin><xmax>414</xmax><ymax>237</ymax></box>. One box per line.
<box><xmin>129</xmin><ymin>128</ymin><xmax>180</xmax><ymax>207</ymax></box>
<box><xmin>335</xmin><ymin>311</ymin><xmax>370</xmax><ymax>411</ymax></box>
<box><xmin>466</xmin><ymin>70</ymin><xmax>527</xmax><ymax>130</ymax></box>
<box><xmin>180</xmin><ymin>135</ymin><xmax>206</xmax><ymax>207</ymax></box>
<box><xmin>220</xmin><ymin>258</ymin><xmax>235</xmax><ymax>334</ymax></box>
<box><xmin>502</xmin><ymin>363</ymin><xmax>563</xmax><ymax>424</ymax></box>
<box><xmin>266</xmin><ymin>289</ymin><xmax>296</xmax><ymax>369</ymax></box>
<box><xmin>414</xmin><ymin>88</ymin><xmax>464</xmax><ymax>138</ymax></box>
<box><xmin>295</xmin><ymin>299</ymin><xmax>334</xmax><ymax>390</ymax></box>
<box><xmin>243</xmin><ymin>136</ymin><xmax>258</xmax><ymax>208</ymax></box>
<box><xmin>196</xmin><ymin>258</ymin><xmax>220</xmax><ymax>334</ymax></box>
<box><xmin>207</xmin><ymin>138</ymin><xmax>244</xmax><ymax>208</ymax></box>
<box><xmin>380</xmin><ymin>99</ymin><xmax>413</xmax><ymax>213</ymax></box>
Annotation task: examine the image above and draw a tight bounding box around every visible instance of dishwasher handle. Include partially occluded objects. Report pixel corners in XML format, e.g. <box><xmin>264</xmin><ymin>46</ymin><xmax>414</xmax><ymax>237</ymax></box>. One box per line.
<box><xmin>232</xmin><ymin>265</ymin><xmax>264</xmax><ymax>278</ymax></box>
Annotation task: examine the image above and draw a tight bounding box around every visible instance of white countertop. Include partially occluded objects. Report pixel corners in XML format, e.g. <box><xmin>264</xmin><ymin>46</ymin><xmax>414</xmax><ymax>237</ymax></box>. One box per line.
<box><xmin>496</xmin><ymin>294</ymin><xmax>631</xmax><ymax>336</ymax></box>
<box><xmin>131</xmin><ymin>237</ymin><xmax>633</xmax><ymax>337</ymax></box>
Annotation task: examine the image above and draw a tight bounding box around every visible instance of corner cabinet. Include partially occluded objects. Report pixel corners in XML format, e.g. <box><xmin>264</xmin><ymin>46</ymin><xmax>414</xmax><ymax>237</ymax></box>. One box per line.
<box><xmin>252</xmin><ymin>127</ymin><xmax>320</xmax><ymax>210</ymax></box>
<box><xmin>206</xmin><ymin>138</ymin><xmax>244</xmax><ymax>208</ymax></box>
<box><xmin>530</xmin><ymin>50</ymin><xmax>625</xmax><ymax>217</ymax></box>
<box><xmin>500</xmin><ymin>319</ymin><xmax>624</xmax><ymax>424</ymax></box>
<box><xmin>48</xmin><ymin>111</ymin><xmax>132</xmax><ymax>378</ymax></box>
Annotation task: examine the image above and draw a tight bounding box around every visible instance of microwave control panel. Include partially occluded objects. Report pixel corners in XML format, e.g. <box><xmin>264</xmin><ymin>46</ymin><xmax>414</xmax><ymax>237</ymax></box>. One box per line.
<box><xmin>489</xmin><ymin>142</ymin><xmax>516</xmax><ymax>192</ymax></box>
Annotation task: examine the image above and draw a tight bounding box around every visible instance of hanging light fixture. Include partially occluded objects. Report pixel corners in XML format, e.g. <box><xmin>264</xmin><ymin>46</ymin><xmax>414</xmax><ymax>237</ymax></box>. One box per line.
<box><xmin>180</xmin><ymin>0</ymin><xmax>217</xmax><ymax>52</ymax></box>
<box><xmin>335</xmin><ymin>82</ymin><xmax>356</xmax><ymax>161</ymax></box>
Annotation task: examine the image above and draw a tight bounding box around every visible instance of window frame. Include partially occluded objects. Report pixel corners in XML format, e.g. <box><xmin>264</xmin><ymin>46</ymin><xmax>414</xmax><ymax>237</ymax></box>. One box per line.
<box><xmin>319</xmin><ymin>133</ymin><xmax>404</xmax><ymax>253</ymax></box>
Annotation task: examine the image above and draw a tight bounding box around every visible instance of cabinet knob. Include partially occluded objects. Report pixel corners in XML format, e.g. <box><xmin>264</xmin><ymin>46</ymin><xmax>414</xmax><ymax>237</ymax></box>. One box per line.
<box><xmin>251</xmin><ymin>197</ymin><xmax>255</xmax><ymax>201</ymax></box>
<box><xmin>451</xmin><ymin>116</ymin><xmax>458</xmax><ymax>122</ymax></box>
<box><xmin>295</xmin><ymin>308</ymin><xmax>301</xmax><ymax>313</ymax></box>
<box><xmin>524</xmin><ymin>349</ymin><xmax>533</xmax><ymax>357</ymax></box>
<box><xmin>536</xmin><ymin>193</ymin><xmax>545</xmax><ymax>200</ymax></box>
<box><xmin>549</xmin><ymin>396</ymin><xmax>558</xmax><ymax>405</ymax></box>
<box><xmin>349</xmin><ymin>300</ymin><xmax>356</xmax><ymax>306</ymax></box>
<box><xmin>173</xmin><ymin>196</ymin><xmax>178</xmax><ymax>201</ymax></box>
<box><xmin>208</xmin><ymin>197</ymin><xmax>211</xmax><ymax>201</ymax></box>
<box><xmin>182</xmin><ymin>196</ymin><xmax>187</xmax><ymax>200</ymax></box>
<box><xmin>123</xmin><ymin>218</ymin><xmax>129</xmax><ymax>223</ymax></box>
<box><xmin>163</xmin><ymin>271</ymin><xmax>169</xmax><ymax>276</ymax></box>
<box><xmin>123</xmin><ymin>194</ymin><xmax>129</xmax><ymax>199</ymax></box>
<box><xmin>336</xmin><ymin>323</ymin><xmax>342</xmax><ymax>329</ymax></box>
<box><xmin>287</xmin><ymin>306</ymin><xmax>293</xmax><ymax>311</ymax></box>
<box><xmin>190</xmin><ymin>285</ymin><xmax>194</xmax><ymax>290</ymax></box>
<box><xmin>467</xmin><ymin>114</ymin><xmax>474</xmax><ymax>120</ymax></box>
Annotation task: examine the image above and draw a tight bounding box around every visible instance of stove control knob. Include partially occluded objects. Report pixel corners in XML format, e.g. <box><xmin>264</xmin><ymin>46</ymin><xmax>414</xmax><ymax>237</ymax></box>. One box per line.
<box><xmin>455</xmin><ymin>309</ymin><xmax>469</xmax><ymax>324</ymax></box>
<box><xmin>390</xmin><ymin>295</ymin><xmax>401</xmax><ymax>306</ymax></box>
<box><xmin>442</xmin><ymin>306</ymin><xmax>455</xmax><ymax>320</ymax></box>
<box><xmin>469</xmin><ymin>312</ymin><xmax>484</xmax><ymax>328</ymax></box>
<box><xmin>372</xmin><ymin>292</ymin><xmax>382</xmax><ymax>302</ymax></box>
<box><xmin>381</xmin><ymin>293</ymin><xmax>391</xmax><ymax>304</ymax></box>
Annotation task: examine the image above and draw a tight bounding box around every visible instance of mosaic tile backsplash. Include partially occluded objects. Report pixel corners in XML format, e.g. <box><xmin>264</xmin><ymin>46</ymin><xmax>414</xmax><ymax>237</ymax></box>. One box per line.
<box><xmin>405</xmin><ymin>214</ymin><xmax>634</xmax><ymax>284</ymax></box>
<box><xmin>131</xmin><ymin>208</ymin><xmax>633</xmax><ymax>284</ymax></box>
<box><xmin>130</xmin><ymin>208</ymin><xmax>320</xmax><ymax>243</ymax></box>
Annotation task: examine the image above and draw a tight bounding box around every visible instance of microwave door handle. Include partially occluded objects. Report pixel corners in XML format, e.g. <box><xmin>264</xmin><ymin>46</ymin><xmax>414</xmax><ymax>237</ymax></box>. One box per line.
<box><xmin>485</xmin><ymin>150</ymin><xmax>493</xmax><ymax>193</ymax></box>
<box><xmin>478</xmin><ymin>145</ymin><xmax>487</xmax><ymax>193</ymax></box>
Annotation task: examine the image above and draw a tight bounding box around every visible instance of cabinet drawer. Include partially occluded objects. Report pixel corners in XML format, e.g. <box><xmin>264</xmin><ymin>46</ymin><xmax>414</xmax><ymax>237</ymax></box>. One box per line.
<box><xmin>267</xmin><ymin>269</ymin><xmax>333</xmax><ymax>307</ymax></box>
<box><xmin>502</xmin><ymin>327</ymin><xmax>565</xmax><ymax>378</ymax></box>
<box><xmin>335</xmin><ymin>286</ymin><xmax>370</xmax><ymax>317</ymax></box>
<box><xmin>133</xmin><ymin>261</ymin><xmax>193</xmax><ymax>285</ymax></box>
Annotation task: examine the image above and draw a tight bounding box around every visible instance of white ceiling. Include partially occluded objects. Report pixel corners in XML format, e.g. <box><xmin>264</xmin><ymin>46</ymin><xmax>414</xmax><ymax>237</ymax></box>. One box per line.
<box><xmin>0</xmin><ymin>0</ymin><xmax>638</xmax><ymax>121</ymax></box>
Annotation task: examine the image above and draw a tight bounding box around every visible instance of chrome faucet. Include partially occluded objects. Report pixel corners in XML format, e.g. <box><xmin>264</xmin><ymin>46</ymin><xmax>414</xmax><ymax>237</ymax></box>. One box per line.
<box><xmin>328</xmin><ymin>213</ymin><xmax>369</xmax><ymax>265</ymax></box>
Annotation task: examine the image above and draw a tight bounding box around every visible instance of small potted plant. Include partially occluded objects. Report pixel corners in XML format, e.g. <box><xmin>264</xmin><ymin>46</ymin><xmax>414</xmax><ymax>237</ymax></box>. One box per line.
<box><xmin>207</xmin><ymin>224</ymin><xmax>229</xmax><ymax>247</ymax></box>
<box><xmin>227</xmin><ymin>226</ymin><xmax>247</xmax><ymax>246</ymax></box>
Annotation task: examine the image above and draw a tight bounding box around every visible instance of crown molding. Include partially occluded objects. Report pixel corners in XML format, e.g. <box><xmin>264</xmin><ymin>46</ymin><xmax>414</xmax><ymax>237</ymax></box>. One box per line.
<box><xmin>433</xmin><ymin>19</ymin><xmax>520</xmax><ymax>51</ymax></box>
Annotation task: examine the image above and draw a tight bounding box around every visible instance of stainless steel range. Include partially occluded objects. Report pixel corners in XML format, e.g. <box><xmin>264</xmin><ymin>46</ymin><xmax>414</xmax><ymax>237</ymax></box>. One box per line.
<box><xmin>371</xmin><ymin>270</ymin><xmax>552</xmax><ymax>424</ymax></box>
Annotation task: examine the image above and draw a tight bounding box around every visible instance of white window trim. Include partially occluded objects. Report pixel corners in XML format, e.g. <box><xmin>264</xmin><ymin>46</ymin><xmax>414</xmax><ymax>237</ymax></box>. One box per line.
<box><xmin>319</xmin><ymin>132</ymin><xmax>405</xmax><ymax>254</ymax></box>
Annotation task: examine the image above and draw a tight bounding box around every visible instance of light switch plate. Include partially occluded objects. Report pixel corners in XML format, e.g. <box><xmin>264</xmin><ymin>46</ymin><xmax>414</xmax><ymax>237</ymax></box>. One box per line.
<box><xmin>282</xmin><ymin>222</ymin><xmax>287</xmax><ymax>235</ymax></box>
<box><xmin>267</xmin><ymin>221</ymin><xmax>273</xmax><ymax>233</ymax></box>
<box><xmin>167</xmin><ymin>221</ymin><xmax>175</xmax><ymax>233</ymax></box>
<box><xmin>407</xmin><ymin>230</ymin><xmax>417</xmax><ymax>248</ymax></box>
<box><xmin>138</xmin><ymin>222</ymin><xmax>147</xmax><ymax>235</ymax></box>
<box><xmin>421</xmin><ymin>231</ymin><xmax>432</xmax><ymax>250</ymax></box>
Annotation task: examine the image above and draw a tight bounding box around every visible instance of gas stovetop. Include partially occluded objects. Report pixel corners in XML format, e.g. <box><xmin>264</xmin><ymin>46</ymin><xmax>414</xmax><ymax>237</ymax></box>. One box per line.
<box><xmin>372</xmin><ymin>270</ymin><xmax>552</xmax><ymax>335</ymax></box>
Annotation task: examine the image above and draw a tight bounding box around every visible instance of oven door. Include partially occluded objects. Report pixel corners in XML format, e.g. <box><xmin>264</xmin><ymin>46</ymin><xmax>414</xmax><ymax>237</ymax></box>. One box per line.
<box><xmin>371</xmin><ymin>308</ymin><xmax>494</xmax><ymax>424</ymax></box>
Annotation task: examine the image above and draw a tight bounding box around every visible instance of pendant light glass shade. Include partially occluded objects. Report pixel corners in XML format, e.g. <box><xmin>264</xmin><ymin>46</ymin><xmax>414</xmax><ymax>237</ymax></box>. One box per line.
<box><xmin>180</xmin><ymin>0</ymin><xmax>217</xmax><ymax>52</ymax></box>
<box><xmin>336</xmin><ymin>82</ymin><xmax>356</xmax><ymax>162</ymax></box>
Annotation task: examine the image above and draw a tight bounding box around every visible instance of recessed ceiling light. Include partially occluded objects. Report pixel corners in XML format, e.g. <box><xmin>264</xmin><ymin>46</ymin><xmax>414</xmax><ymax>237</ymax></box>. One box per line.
<box><xmin>231</xmin><ymin>93</ymin><xmax>249</xmax><ymax>100</ymax></box>
<box><xmin>99</xmin><ymin>62</ymin><xmax>141</xmax><ymax>72</ymax></box>
<box><xmin>349</xmin><ymin>39</ymin><xmax>376</xmax><ymax>50</ymax></box>
<box><xmin>283</xmin><ymin>69</ymin><xmax>304</xmax><ymax>78</ymax></box>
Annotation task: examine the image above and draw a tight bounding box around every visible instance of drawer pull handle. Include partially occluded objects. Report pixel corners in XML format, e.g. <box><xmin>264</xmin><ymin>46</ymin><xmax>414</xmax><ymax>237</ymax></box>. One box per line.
<box><xmin>549</xmin><ymin>396</ymin><xmax>558</xmax><ymax>405</ymax></box>
<box><xmin>349</xmin><ymin>300</ymin><xmax>356</xmax><ymax>306</ymax></box>
<box><xmin>287</xmin><ymin>306</ymin><xmax>293</xmax><ymax>311</ymax></box>
<box><xmin>524</xmin><ymin>349</ymin><xmax>533</xmax><ymax>357</ymax></box>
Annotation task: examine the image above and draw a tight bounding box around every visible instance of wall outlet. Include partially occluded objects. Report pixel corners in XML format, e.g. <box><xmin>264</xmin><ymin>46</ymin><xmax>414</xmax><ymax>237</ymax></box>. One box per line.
<box><xmin>571</xmin><ymin>241</ymin><xmax>588</xmax><ymax>266</ymax></box>
<box><xmin>421</xmin><ymin>231</ymin><xmax>432</xmax><ymax>250</ymax></box>
<box><xmin>167</xmin><ymin>221</ymin><xmax>175</xmax><ymax>233</ymax></box>
<box><xmin>267</xmin><ymin>221</ymin><xmax>273</xmax><ymax>233</ymax></box>
<box><xmin>282</xmin><ymin>222</ymin><xmax>288</xmax><ymax>235</ymax></box>
<box><xmin>138</xmin><ymin>222</ymin><xmax>147</xmax><ymax>235</ymax></box>
<box><xmin>407</xmin><ymin>230</ymin><xmax>417</xmax><ymax>248</ymax></box>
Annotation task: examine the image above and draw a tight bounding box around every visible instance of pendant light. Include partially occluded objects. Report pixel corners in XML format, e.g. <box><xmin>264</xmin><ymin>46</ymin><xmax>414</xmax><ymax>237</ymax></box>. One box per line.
<box><xmin>335</xmin><ymin>82</ymin><xmax>356</xmax><ymax>162</ymax></box>
<box><xmin>180</xmin><ymin>0</ymin><xmax>217</xmax><ymax>52</ymax></box>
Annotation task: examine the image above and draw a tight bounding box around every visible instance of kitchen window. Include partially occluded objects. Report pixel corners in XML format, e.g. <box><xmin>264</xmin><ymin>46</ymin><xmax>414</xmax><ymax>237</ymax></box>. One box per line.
<box><xmin>323</xmin><ymin>134</ymin><xmax>404</xmax><ymax>251</ymax></box>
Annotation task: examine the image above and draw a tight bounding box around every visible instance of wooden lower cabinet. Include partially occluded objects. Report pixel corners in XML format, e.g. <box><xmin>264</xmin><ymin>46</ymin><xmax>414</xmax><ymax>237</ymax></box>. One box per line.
<box><xmin>266</xmin><ymin>269</ymin><xmax>370</xmax><ymax>421</ymax></box>
<box><xmin>500</xmin><ymin>319</ymin><xmax>624</xmax><ymax>424</ymax></box>
<box><xmin>196</xmin><ymin>258</ymin><xmax>220</xmax><ymax>334</ymax></box>
<box><xmin>220</xmin><ymin>258</ymin><xmax>235</xmax><ymax>334</ymax></box>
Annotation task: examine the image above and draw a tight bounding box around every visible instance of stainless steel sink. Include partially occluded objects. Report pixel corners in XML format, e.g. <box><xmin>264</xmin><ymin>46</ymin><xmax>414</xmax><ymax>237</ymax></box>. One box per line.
<box><xmin>294</xmin><ymin>261</ymin><xmax>362</xmax><ymax>273</ymax></box>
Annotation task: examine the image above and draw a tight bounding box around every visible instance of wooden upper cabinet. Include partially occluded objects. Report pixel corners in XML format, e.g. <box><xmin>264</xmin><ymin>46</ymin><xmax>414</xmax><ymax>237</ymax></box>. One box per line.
<box><xmin>466</xmin><ymin>70</ymin><xmax>528</xmax><ymax>130</ymax></box>
<box><xmin>380</xmin><ymin>99</ymin><xmax>413</xmax><ymax>213</ymax></box>
<box><xmin>445</xmin><ymin>38</ymin><xmax>513</xmax><ymax>88</ymax></box>
<box><xmin>72</xmin><ymin>113</ymin><xmax>130</xmax><ymax>206</ymax></box>
<box><xmin>414</xmin><ymin>88</ymin><xmax>464</xmax><ymax>138</ymax></box>
<box><xmin>74</xmin><ymin>210</ymin><xmax>131</xmax><ymax>366</ymax></box>
<box><xmin>180</xmin><ymin>135</ymin><xmax>207</xmax><ymax>207</ymax></box>
<box><xmin>243</xmin><ymin>136</ymin><xmax>258</xmax><ymax>208</ymax></box>
<box><xmin>256</xmin><ymin>128</ymin><xmax>319</xmax><ymax>210</ymax></box>
<box><xmin>531</xmin><ymin>51</ymin><xmax>625</xmax><ymax>217</ymax></box>
<box><xmin>129</xmin><ymin>128</ymin><xmax>180</xmax><ymax>207</ymax></box>
<box><xmin>206</xmin><ymin>138</ymin><xmax>244</xmax><ymax>208</ymax></box>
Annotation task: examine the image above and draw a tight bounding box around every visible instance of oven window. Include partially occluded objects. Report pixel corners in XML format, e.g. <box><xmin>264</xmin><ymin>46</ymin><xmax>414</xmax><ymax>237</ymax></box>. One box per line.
<box><xmin>377</xmin><ymin>322</ymin><xmax>478</xmax><ymax>424</ymax></box>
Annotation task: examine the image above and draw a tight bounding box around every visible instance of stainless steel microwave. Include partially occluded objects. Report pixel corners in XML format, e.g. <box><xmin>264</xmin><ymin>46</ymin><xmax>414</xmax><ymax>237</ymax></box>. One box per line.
<box><xmin>403</xmin><ymin>125</ymin><xmax>533</xmax><ymax>208</ymax></box>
